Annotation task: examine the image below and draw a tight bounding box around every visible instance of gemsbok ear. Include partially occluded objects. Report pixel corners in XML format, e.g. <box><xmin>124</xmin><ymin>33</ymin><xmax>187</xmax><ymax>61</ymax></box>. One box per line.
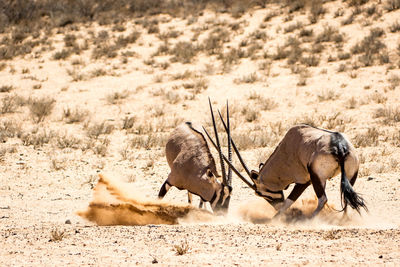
<box><xmin>250</xmin><ymin>170</ymin><xmax>259</xmax><ymax>183</ymax></box>
<box><xmin>206</xmin><ymin>169</ymin><xmax>213</xmax><ymax>177</ymax></box>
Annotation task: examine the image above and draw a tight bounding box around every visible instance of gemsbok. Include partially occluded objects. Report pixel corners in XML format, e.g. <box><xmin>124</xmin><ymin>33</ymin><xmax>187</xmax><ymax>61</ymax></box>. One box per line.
<box><xmin>204</xmin><ymin>102</ymin><xmax>367</xmax><ymax>218</ymax></box>
<box><xmin>158</xmin><ymin>106</ymin><xmax>233</xmax><ymax>213</ymax></box>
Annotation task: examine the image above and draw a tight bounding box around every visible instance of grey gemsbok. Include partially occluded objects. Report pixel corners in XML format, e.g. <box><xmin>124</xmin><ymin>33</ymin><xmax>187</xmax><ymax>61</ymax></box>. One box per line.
<box><xmin>158</xmin><ymin>102</ymin><xmax>233</xmax><ymax>213</ymax></box>
<box><xmin>204</xmin><ymin>102</ymin><xmax>367</xmax><ymax>218</ymax></box>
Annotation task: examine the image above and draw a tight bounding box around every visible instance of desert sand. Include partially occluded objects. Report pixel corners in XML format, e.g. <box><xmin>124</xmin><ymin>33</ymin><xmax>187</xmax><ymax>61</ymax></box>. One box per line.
<box><xmin>1</xmin><ymin>0</ymin><xmax>400</xmax><ymax>266</ymax></box>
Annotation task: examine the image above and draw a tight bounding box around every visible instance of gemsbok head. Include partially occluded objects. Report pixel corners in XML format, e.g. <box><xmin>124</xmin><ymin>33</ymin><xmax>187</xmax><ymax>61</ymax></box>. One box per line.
<box><xmin>158</xmin><ymin>101</ymin><xmax>233</xmax><ymax>213</ymax></box>
<box><xmin>204</xmin><ymin>101</ymin><xmax>367</xmax><ymax>218</ymax></box>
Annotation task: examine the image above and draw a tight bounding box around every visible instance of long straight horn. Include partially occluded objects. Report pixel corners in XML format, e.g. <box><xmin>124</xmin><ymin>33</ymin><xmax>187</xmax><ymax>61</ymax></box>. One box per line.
<box><xmin>203</xmin><ymin>127</ymin><xmax>256</xmax><ymax>191</ymax></box>
<box><xmin>208</xmin><ymin>98</ymin><xmax>227</xmax><ymax>185</ymax></box>
<box><xmin>217</xmin><ymin>110</ymin><xmax>251</xmax><ymax>178</ymax></box>
<box><xmin>226</xmin><ymin>101</ymin><xmax>232</xmax><ymax>187</ymax></box>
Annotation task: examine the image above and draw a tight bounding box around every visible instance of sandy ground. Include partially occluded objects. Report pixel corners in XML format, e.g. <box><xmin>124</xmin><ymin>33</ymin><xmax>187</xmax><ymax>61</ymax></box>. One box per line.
<box><xmin>1</xmin><ymin>1</ymin><xmax>400</xmax><ymax>266</ymax></box>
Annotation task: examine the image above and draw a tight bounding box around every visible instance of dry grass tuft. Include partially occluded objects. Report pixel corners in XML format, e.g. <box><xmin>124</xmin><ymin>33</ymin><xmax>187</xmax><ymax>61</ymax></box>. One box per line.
<box><xmin>174</xmin><ymin>240</ymin><xmax>190</xmax><ymax>255</ymax></box>
<box><xmin>374</xmin><ymin>106</ymin><xmax>400</xmax><ymax>124</ymax></box>
<box><xmin>317</xmin><ymin>89</ymin><xmax>339</xmax><ymax>102</ymax></box>
<box><xmin>50</xmin><ymin>228</ymin><xmax>65</xmax><ymax>242</ymax></box>
<box><xmin>106</xmin><ymin>90</ymin><xmax>130</xmax><ymax>105</ymax></box>
<box><xmin>86</xmin><ymin>121</ymin><xmax>114</xmax><ymax>139</ymax></box>
<box><xmin>0</xmin><ymin>95</ymin><xmax>18</xmax><ymax>114</ymax></box>
<box><xmin>63</xmin><ymin>107</ymin><xmax>88</xmax><ymax>124</ymax></box>
<box><xmin>353</xmin><ymin>127</ymin><xmax>380</xmax><ymax>147</ymax></box>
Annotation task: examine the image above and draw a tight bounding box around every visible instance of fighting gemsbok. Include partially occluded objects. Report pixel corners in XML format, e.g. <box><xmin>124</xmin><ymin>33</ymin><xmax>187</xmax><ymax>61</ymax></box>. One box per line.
<box><xmin>203</xmin><ymin>101</ymin><xmax>367</xmax><ymax>218</ymax></box>
<box><xmin>158</xmin><ymin>104</ymin><xmax>233</xmax><ymax>213</ymax></box>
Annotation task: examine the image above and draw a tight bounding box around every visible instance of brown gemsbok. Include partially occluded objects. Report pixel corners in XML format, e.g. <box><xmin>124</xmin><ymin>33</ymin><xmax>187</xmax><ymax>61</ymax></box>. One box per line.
<box><xmin>203</xmin><ymin>102</ymin><xmax>367</xmax><ymax>218</ymax></box>
<box><xmin>158</xmin><ymin>102</ymin><xmax>233</xmax><ymax>213</ymax></box>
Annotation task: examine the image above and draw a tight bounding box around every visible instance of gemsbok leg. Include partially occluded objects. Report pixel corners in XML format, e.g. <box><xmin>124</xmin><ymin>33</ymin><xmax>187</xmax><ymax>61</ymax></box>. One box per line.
<box><xmin>308</xmin><ymin>165</ymin><xmax>328</xmax><ymax>217</ymax></box>
<box><xmin>275</xmin><ymin>182</ymin><xmax>311</xmax><ymax>216</ymax></box>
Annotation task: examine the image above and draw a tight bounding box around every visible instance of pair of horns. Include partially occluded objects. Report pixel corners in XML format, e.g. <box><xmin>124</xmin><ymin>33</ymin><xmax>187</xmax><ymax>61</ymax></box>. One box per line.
<box><xmin>203</xmin><ymin>98</ymin><xmax>257</xmax><ymax>191</ymax></box>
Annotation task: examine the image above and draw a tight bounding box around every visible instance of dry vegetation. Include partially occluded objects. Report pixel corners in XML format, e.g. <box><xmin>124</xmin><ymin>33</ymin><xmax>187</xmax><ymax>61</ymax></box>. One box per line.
<box><xmin>1</xmin><ymin>0</ymin><xmax>400</xmax><ymax>265</ymax></box>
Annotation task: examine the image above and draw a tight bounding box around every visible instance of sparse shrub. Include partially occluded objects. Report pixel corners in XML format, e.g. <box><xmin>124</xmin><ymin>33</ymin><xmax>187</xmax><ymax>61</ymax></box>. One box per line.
<box><xmin>53</xmin><ymin>49</ymin><xmax>72</xmax><ymax>60</ymax></box>
<box><xmin>346</xmin><ymin>97</ymin><xmax>358</xmax><ymax>109</ymax></box>
<box><xmin>66</xmin><ymin>68</ymin><xmax>86</xmax><ymax>82</ymax></box>
<box><xmin>63</xmin><ymin>107</ymin><xmax>89</xmax><ymax>123</ymax></box>
<box><xmin>106</xmin><ymin>90</ymin><xmax>130</xmax><ymax>104</ymax></box>
<box><xmin>170</xmin><ymin>41</ymin><xmax>197</xmax><ymax>64</ymax></box>
<box><xmin>0</xmin><ymin>85</ymin><xmax>13</xmax><ymax>93</ymax></box>
<box><xmin>172</xmin><ymin>70</ymin><xmax>194</xmax><ymax>80</ymax></box>
<box><xmin>202</xmin><ymin>27</ymin><xmax>230</xmax><ymax>55</ymax></box>
<box><xmin>64</xmin><ymin>34</ymin><xmax>77</xmax><ymax>47</ymax></box>
<box><xmin>242</xmin><ymin>107</ymin><xmax>259</xmax><ymax>122</ymax></box>
<box><xmin>369</xmin><ymin>92</ymin><xmax>387</xmax><ymax>104</ymax></box>
<box><xmin>338</xmin><ymin>52</ymin><xmax>350</xmax><ymax>60</ymax></box>
<box><xmin>300</xmin><ymin>55</ymin><xmax>320</xmax><ymax>67</ymax></box>
<box><xmin>309</xmin><ymin>0</ymin><xmax>326</xmax><ymax>24</ymax></box>
<box><xmin>21</xmin><ymin>128</ymin><xmax>54</xmax><ymax>148</ymax></box>
<box><xmin>129</xmin><ymin>133</ymin><xmax>167</xmax><ymax>149</ymax></box>
<box><xmin>86</xmin><ymin>121</ymin><xmax>114</xmax><ymax>139</ymax></box>
<box><xmin>116</xmin><ymin>30</ymin><xmax>141</xmax><ymax>47</ymax></box>
<box><xmin>315</xmin><ymin>26</ymin><xmax>344</xmax><ymax>44</ymax></box>
<box><xmin>317</xmin><ymin>89</ymin><xmax>338</xmax><ymax>102</ymax></box>
<box><xmin>122</xmin><ymin>116</ymin><xmax>136</xmax><ymax>130</ymax></box>
<box><xmin>385</xmin><ymin>0</ymin><xmax>400</xmax><ymax>11</ymax></box>
<box><xmin>55</xmin><ymin>133</ymin><xmax>81</xmax><ymax>149</ymax></box>
<box><xmin>165</xmin><ymin>91</ymin><xmax>181</xmax><ymax>104</ymax></box>
<box><xmin>264</xmin><ymin>11</ymin><xmax>277</xmax><ymax>22</ymax></box>
<box><xmin>51</xmin><ymin>154</ymin><xmax>67</xmax><ymax>171</ymax></box>
<box><xmin>250</xmin><ymin>30</ymin><xmax>267</xmax><ymax>41</ymax></box>
<box><xmin>273</xmin><ymin>45</ymin><xmax>289</xmax><ymax>60</ymax></box>
<box><xmin>91</xmin><ymin>68</ymin><xmax>107</xmax><ymax>77</ymax></box>
<box><xmin>29</xmin><ymin>97</ymin><xmax>56</xmax><ymax>123</ymax></box>
<box><xmin>234</xmin><ymin>72</ymin><xmax>259</xmax><ymax>84</ymax></box>
<box><xmin>299</xmin><ymin>28</ymin><xmax>313</xmax><ymax>38</ymax></box>
<box><xmin>0</xmin><ymin>119</ymin><xmax>21</xmax><ymax>142</ymax></box>
<box><xmin>284</xmin><ymin>21</ymin><xmax>303</xmax><ymax>33</ymax></box>
<box><xmin>90</xmin><ymin>137</ymin><xmax>110</xmax><ymax>157</ymax></box>
<box><xmin>388</xmin><ymin>74</ymin><xmax>400</xmax><ymax>89</ymax></box>
<box><xmin>1</xmin><ymin>95</ymin><xmax>18</xmax><ymax>114</ymax></box>
<box><xmin>389</xmin><ymin>21</ymin><xmax>400</xmax><ymax>33</ymax></box>
<box><xmin>374</xmin><ymin>105</ymin><xmax>400</xmax><ymax>124</ymax></box>
<box><xmin>353</xmin><ymin>127</ymin><xmax>380</xmax><ymax>147</ymax></box>
<box><xmin>351</xmin><ymin>28</ymin><xmax>386</xmax><ymax>67</ymax></box>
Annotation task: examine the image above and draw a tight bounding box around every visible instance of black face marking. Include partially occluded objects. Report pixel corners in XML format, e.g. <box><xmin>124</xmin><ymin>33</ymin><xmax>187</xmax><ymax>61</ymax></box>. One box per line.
<box><xmin>255</xmin><ymin>190</ymin><xmax>284</xmax><ymax>205</ymax></box>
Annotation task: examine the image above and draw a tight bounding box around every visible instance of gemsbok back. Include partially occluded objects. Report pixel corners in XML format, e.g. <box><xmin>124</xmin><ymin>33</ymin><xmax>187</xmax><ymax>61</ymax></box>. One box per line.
<box><xmin>204</xmin><ymin>102</ymin><xmax>367</xmax><ymax>218</ymax></box>
<box><xmin>158</xmin><ymin>111</ymin><xmax>233</xmax><ymax>213</ymax></box>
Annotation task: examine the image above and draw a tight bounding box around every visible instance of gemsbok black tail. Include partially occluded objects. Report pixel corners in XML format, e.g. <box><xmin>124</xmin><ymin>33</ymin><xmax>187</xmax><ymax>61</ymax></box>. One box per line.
<box><xmin>331</xmin><ymin>132</ymin><xmax>368</xmax><ymax>213</ymax></box>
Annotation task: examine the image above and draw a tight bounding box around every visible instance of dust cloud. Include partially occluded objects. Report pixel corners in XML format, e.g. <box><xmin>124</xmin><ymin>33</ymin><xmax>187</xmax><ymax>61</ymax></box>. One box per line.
<box><xmin>77</xmin><ymin>174</ymin><xmax>214</xmax><ymax>225</ymax></box>
<box><xmin>79</xmin><ymin>174</ymin><xmax>392</xmax><ymax>229</ymax></box>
